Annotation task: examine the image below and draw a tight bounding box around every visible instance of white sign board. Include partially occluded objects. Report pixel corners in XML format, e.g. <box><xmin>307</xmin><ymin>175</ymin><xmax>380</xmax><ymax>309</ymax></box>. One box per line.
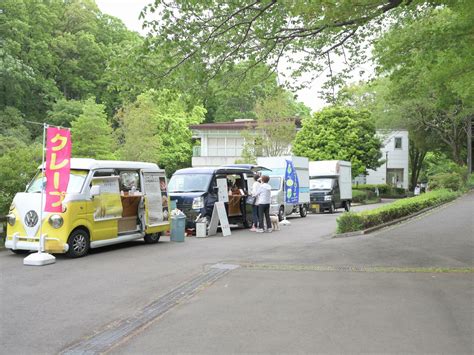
<box><xmin>207</xmin><ymin>201</ymin><xmax>231</xmax><ymax>237</ymax></box>
<box><xmin>216</xmin><ymin>178</ymin><xmax>229</xmax><ymax>203</ymax></box>
<box><xmin>143</xmin><ymin>172</ymin><xmax>165</xmax><ymax>225</ymax></box>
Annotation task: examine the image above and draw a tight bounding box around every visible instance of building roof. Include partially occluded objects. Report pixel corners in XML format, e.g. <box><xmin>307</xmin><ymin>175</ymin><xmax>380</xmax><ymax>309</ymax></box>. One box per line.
<box><xmin>190</xmin><ymin>121</ymin><xmax>258</xmax><ymax>130</ymax></box>
<box><xmin>190</xmin><ymin>118</ymin><xmax>302</xmax><ymax>131</ymax></box>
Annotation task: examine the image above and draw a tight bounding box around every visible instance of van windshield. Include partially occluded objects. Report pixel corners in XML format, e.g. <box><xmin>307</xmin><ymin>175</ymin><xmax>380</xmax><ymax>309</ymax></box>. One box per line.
<box><xmin>168</xmin><ymin>174</ymin><xmax>212</xmax><ymax>193</ymax></box>
<box><xmin>310</xmin><ymin>178</ymin><xmax>333</xmax><ymax>190</ymax></box>
<box><xmin>268</xmin><ymin>177</ymin><xmax>282</xmax><ymax>191</ymax></box>
<box><xmin>26</xmin><ymin>170</ymin><xmax>89</xmax><ymax>194</ymax></box>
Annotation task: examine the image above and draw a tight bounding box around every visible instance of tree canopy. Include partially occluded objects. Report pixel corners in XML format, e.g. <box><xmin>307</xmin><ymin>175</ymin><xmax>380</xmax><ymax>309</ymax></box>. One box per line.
<box><xmin>292</xmin><ymin>107</ymin><xmax>382</xmax><ymax>176</ymax></box>
<box><xmin>141</xmin><ymin>0</ymin><xmax>417</xmax><ymax>84</ymax></box>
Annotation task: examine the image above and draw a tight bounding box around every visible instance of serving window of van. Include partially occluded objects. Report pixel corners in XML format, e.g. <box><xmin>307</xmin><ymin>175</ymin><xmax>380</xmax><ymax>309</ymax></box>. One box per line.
<box><xmin>119</xmin><ymin>171</ymin><xmax>141</xmax><ymax>193</ymax></box>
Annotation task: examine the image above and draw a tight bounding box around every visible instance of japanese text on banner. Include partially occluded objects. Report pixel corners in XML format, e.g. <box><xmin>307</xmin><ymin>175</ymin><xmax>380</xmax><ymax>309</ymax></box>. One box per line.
<box><xmin>45</xmin><ymin>127</ymin><xmax>71</xmax><ymax>212</ymax></box>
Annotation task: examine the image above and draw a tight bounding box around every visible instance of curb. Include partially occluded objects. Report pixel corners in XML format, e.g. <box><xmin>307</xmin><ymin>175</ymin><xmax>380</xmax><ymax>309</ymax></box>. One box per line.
<box><xmin>332</xmin><ymin>198</ymin><xmax>459</xmax><ymax>239</ymax></box>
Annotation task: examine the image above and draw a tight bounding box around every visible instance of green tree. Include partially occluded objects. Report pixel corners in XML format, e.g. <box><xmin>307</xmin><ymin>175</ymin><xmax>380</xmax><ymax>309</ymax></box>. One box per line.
<box><xmin>0</xmin><ymin>140</ymin><xmax>42</xmax><ymax>214</ymax></box>
<box><xmin>116</xmin><ymin>90</ymin><xmax>206</xmax><ymax>174</ymax></box>
<box><xmin>239</xmin><ymin>90</ymin><xmax>310</xmax><ymax>161</ymax></box>
<box><xmin>292</xmin><ymin>107</ymin><xmax>382</xmax><ymax>176</ymax></box>
<box><xmin>71</xmin><ymin>98</ymin><xmax>115</xmax><ymax>159</ymax></box>
<box><xmin>337</xmin><ymin>79</ymin><xmax>439</xmax><ymax>189</ymax></box>
<box><xmin>374</xmin><ymin>1</ymin><xmax>473</xmax><ymax>166</ymax></box>
<box><xmin>47</xmin><ymin>98</ymin><xmax>84</xmax><ymax>127</ymax></box>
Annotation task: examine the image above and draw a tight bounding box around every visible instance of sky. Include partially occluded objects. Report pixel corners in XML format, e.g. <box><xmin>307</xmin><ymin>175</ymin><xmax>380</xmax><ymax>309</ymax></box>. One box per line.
<box><xmin>96</xmin><ymin>0</ymin><xmax>373</xmax><ymax>112</ymax></box>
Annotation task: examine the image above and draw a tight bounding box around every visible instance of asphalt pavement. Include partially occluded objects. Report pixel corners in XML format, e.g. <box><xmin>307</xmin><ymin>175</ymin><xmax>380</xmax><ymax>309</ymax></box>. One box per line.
<box><xmin>0</xmin><ymin>196</ymin><xmax>472</xmax><ymax>354</ymax></box>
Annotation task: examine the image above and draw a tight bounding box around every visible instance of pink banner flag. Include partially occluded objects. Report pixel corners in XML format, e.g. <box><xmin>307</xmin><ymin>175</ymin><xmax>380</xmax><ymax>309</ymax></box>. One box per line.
<box><xmin>45</xmin><ymin>127</ymin><xmax>71</xmax><ymax>212</ymax></box>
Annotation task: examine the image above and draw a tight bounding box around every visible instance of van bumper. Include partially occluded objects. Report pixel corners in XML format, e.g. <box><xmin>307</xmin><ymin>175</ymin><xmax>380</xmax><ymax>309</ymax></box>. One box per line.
<box><xmin>5</xmin><ymin>233</ymin><xmax>69</xmax><ymax>253</ymax></box>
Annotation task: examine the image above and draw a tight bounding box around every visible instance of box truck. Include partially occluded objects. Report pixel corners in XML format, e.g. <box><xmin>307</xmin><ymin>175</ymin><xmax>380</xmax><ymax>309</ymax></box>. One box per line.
<box><xmin>256</xmin><ymin>156</ymin><xmax>310</xmax><ymax>221</ymax></box>
<box><xmin>308</xmin><ymin>160</ymin><xmax>352</xmax><ymax>213</ymax></box>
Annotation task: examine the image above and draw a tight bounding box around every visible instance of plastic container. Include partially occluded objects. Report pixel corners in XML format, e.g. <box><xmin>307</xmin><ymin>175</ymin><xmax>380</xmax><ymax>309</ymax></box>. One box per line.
<box><xmin>170</xmin><ymin>214</ymin><xmax>186</xmax><ymax>242</ymax></box>
<box><xmin>195</xmin><ymin>222</ymin><xmax>207</xmax><ymax>238</ymax></box>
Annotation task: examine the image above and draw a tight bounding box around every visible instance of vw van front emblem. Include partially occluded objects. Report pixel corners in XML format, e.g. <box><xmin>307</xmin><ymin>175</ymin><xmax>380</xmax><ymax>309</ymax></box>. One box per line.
<box><xmin>25</xmin><ymin>210</ymin><xmax>39</xmax><ymax>227</ymax></box>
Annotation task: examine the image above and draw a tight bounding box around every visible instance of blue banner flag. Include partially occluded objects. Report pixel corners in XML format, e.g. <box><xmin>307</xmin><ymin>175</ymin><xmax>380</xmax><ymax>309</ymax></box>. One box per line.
<box><xmin>285</xmin><ymin>160</ymin><xmax>299</xmax><ymax>203</ymax></box>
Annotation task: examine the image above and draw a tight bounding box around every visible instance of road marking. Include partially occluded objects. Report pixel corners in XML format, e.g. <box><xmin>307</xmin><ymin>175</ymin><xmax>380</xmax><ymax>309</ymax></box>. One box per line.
<box><xmin>239</xmin><ymin>263</ymin><xmax>474</xmax><ymax>273</ymax></box>
<box><xmin>61</xmin><ymin>264</ymin><xmax>235</xmax><ymax>355</ymax></box>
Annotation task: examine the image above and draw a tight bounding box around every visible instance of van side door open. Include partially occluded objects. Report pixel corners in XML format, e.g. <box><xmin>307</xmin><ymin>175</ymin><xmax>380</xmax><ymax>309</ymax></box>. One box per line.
<box><xmin>141</xmin><ymin>170</ymin><xmax>169</xmax><ymax>234</ymax></box>
<box><xmin>90</xmin><ymin>175</ymin><xmax>123</xmax><ymax>240</ymax></box>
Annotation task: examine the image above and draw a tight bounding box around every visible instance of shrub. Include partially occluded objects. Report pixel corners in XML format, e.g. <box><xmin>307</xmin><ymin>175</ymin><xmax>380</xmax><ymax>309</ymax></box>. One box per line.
<box><xmin>429</xmin><ymin>172</ymin><xmax>464</xmax><ymax>191</ymax></box>
<box><xmin>468</xmin><ymin>174</ymin><xmax>474</xmax><ymax>190</ymax></box>
<box><xmin>352</xmin><ymin>190</ymin><xmax>367</xmax><ymax>203</ymax></box>
<box><xmin>336</xmin><ymin>189</ymin><xmax>460</xmax><ymax>233</ymax></box>
<box><xmin>352</xmin><ymin>189</ymin><xmax>378</xmax><ymax>203</ymax></box>
<box><xmin>353</xmin><ymin>184</ymin><xmax>388</xmax><ymax>192</ymax></box>
<box><xmin>353</xmin><ymin>183</ymin><xmax>406</xmax><ymax>198</ymax></box>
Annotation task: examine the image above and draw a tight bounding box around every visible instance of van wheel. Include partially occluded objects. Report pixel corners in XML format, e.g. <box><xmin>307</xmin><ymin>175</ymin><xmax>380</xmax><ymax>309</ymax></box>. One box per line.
<box><xmin>144</xmin><ymin>232</ymin><xmax>161</xmax><ymax>244</ymax></box>
<box><xmin>66</xmin><ymin>229</ymin><xmax>90</xmax><ymax>258</ymax></box>
<box><xmin>278</xmin><ymin>206</ymin><xmax>285</xmax><ymax>222</ymax></box>
<box><xmin>344</xmin><ymin>201</ymin><xmax>351</xmax><ymax>212</ymax></box>
<box><xmin>300</xmin><ymin>204</ymin><xmax>307</xmax><ymax>217</ymax></box>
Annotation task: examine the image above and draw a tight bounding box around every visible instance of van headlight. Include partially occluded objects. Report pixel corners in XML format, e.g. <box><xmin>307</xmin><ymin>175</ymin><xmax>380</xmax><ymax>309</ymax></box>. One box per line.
<box><xmin>271</xmin><ymin>196</ymin><xmax>278</xmax><ymax>204</ymax></box>
<box><xmin>324</xmin><ymin>195</ymin><xmax>332</xmax><ymax>201</ymax></box>
<box><xmin>7</xmin><ymin>214</ymin><xmax>16</xmax><ymax>226</ymax></box>
<box><xmin>192</xmin><ymin>196</ymin><xmax>204</xmax><ymax>209</ymax></box>
<box><xmin>48</xmin><ymin>214</ymin><xmax>64</xmax><ymax>229</ymax></box>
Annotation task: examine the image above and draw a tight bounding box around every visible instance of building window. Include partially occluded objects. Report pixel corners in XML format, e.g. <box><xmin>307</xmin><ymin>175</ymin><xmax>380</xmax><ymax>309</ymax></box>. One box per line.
<box><xmin>394</xmin><ymin>137</ymin><xmax>402</xmax><ymax>149</ymax></box>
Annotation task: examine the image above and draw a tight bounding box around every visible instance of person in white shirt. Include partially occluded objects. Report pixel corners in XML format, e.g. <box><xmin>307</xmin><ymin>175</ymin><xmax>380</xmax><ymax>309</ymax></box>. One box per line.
<box><xmin>255</xmin><ymin>175</ymin><xmax>272</xmax><ymax>233</ymax></box>
<box><xmin>414</xmin><ymin>184</ymin><xmax>421</xmax><ymax>196</ymax></box>
<box><xmin>250</xmin><ymin>174</ymin><xmax>261</xmax><ymax>231</ymax></box>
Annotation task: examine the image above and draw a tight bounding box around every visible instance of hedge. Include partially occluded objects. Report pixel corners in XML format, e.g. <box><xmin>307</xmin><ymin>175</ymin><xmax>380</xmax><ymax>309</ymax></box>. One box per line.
<box><xmin>353</xmin><ymin>183</ymin><xmax>406</xmax><ymax>198</ymax></box>
<box><xmin>352</xmin><ymin>189</ymin><xmax>380</xmax><ymax>204</ymax></box>
<box><xmin>336</xmin><ymin>189</ymin><xmax>460</xmax><ymax>233</ymax></box>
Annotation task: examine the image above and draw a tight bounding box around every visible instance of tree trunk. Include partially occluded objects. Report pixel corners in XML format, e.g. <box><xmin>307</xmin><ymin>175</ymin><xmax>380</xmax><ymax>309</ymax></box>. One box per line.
<box><xmin>409</xmin><ymin>142</ymin><xmax>426</xmax><ymax>190</ymax></box>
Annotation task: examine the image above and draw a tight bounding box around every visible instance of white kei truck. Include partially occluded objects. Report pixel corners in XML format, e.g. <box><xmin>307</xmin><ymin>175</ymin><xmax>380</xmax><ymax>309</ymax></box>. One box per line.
<box><xmin>256</xmin><ymin>156</ymin><xmax>310</xmax><ymax>221</ymax></box>
<box><xmin>308</xmin><ymin>160</ymin><xmax>352</xmax><ymax>213</ymax></box>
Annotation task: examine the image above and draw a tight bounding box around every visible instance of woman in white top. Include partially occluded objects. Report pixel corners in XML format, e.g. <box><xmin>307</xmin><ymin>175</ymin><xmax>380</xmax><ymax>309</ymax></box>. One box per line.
<box><xmin>250</xmin><ymin>174</ymin><xmax>261</xmax><ymax>231</ymax></box>
<box><xmin>255</xmin><ymin>175</ymin><xmax>272</xmax><ymax>232</ymax></box>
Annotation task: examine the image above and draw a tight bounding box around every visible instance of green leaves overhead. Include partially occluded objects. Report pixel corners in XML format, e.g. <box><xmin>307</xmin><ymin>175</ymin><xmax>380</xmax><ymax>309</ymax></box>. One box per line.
<box><xmin>374</xmin><ymin>1</ymin><xmax>473</xmax><ymax>165</ymax></box>
<box><xmin>141</xmin><ymin>0</ymin><xmax>414</xmax><ymax>83</ymax></box>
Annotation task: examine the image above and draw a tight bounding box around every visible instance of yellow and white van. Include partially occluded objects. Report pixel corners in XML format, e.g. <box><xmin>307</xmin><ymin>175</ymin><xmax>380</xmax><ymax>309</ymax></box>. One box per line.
<box><xmin>5</xmin><ymin>159</ymin><xmax>170</xmax><ymax>257</ymax></box>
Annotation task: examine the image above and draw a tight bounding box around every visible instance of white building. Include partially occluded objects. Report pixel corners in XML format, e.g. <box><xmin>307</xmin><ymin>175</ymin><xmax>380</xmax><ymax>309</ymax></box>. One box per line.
<box><xmin>190</xmin><ymin>121</ymin><xmax>409</xmax><ymax>189</ymax></box>
<box><xmin>190</xmin><ymin>120</ymin><xmax>253</xmax><ymax>167</ymax></box>
<box><xmin>355</xmin><ymin>130</ymin><xmax>409</xmax><ymax>189</ymax></box>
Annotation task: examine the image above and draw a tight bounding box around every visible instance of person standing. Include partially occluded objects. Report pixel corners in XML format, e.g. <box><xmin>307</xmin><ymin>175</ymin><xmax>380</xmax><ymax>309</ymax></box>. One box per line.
<box><xmin>255</xmin><ymin>175</ymin><xmax>272</xmax><ymax>233</ymax></box>
<box><xmin>414</xmin><ymin>184</ymin><xmax>421</xmax><ymax>196</ymax></box>
<box><xmin>250</xmin><ymin>174</ymin><xmax>261</xmax><ymax>231</ymax></box>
